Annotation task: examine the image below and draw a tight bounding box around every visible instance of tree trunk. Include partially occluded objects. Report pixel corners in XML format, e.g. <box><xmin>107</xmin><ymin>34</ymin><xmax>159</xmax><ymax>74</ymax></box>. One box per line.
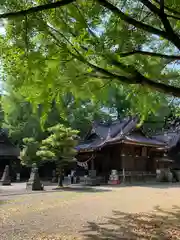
<box><xmin>57</xmin><ymin>165</ymin><xmax>64</xmax><ymax>187</ymax></box>
<box><xmin>57</xmin><ymin>174</ymin><xmax>63</xmax><ymax>187</ymax></box>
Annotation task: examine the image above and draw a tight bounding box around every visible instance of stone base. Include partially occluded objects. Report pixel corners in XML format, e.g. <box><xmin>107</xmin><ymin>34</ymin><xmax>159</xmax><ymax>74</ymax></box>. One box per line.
<box><xmin>156</xmin><ymin>169</ymin><xmax>173</xmax><ymax>182</ymax></box>
<box><xmin>85</xmin><ymin>177</ymin><xmax>100</xmax><ymax>186</ymax></box>
<box><xmin>26</xmin><ymin>181</ymin><xmax>44</xmax><ymax>191</ymax></box>
<box><xmin>26</xmin><ymin>164</ymin><xmax>44</xmax><ymax>191</ymax></box>
<box><xmin>0</xmin><ymin>165</ymin><xmax>11</xmax><ymax>186</ymax></box>
<box><xmin>108</xmin><ymin>180</ymin><xmax>120</xmax><ymax>185</ymax></box>
<box><xmin>16</xmin><ymin>173</ymin><xmax>20</xmax><ymax>182</ymax></box>
<box><xmin>173</xmin><ymin>170</ymin><xmax>180</xmax><ymax>182</ymax></box>
<box><xmin>0</xmin><ymin>180</ymin><xmax>11</xmax><ymax>186</ymax></box>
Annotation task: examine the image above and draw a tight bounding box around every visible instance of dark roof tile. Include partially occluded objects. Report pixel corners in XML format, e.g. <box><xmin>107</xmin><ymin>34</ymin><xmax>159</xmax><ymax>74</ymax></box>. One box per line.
<box><xmin>124</xmin><ymin>134</ymin><xmax>165</xmax><ymax>146</ymax></box>
<box><xmin>152</xmin><ymin>131</ymin><xmax>180</xmax><ymax>148</ymax></box>
<box><xmin>76</xmin><ymin>117</ymin><xmax>140</xmax><ymax>151</ymax></box>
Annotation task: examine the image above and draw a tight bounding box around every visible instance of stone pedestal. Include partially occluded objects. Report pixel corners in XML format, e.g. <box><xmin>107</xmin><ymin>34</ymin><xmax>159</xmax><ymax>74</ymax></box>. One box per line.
<box><xmin>26</xmin><ymin>164</ymin><xmax>44</xmax><ymax>191</ymax></box>
<box><xmin>175</xmin><ymin>170</ymin><xmax>180</xmax><ymax>182</ymax></box>
<box><xmin>156</xmin><ymin>169</ymin><xmax>162</xmax><ymax>182</ymax></box>
<box><xmin>51</xmin><ymin>170</ymin><xmax>57</xmax><ymax>183</ymax></box>
<box><xmin>64</xmin><ymin>175</ymin><xmax>71</xmax><ymax>185</ymax></box>
<box><xmin>0</xmin><ymin>165</ymin><xmax>11</xmax><ymax>186</ymax></box>
<box><xmin>16</xmin><ymin>173</ymin><xmax>20</xmax><ymax>182</ymax></box>
<box><xmin>108</xmin><ymin>170</ymin><xmax>120</xmax><ymax>185</ymax></box>
<box><xmin>89</xmin><ymin>170</ymin><xmax>96</xmax><ymax>178</ymax></box>
<box><xmin>156</xmin><ymin>168</ymin><xmax>173</xmax><ymax>182</ymax></box>
<box><xmin>166</xmin><ymin>170</ymin><xmax>173</xmax><ymax>182</ymax></box>
<box><xmin>85</xmin><ymin>170</ymin><xmax>100</xmax><ymax>186</ymax></box>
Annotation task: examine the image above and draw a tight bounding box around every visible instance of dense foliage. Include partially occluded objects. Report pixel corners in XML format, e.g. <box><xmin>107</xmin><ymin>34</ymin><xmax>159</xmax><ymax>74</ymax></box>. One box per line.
<box><xmin>2</xmin><ymin>83</ymin><xmax>146</xmax><ymax>143</ymax></box>
<box><xmin>20</xmin><ymin>137</ymin><xmax>41</xmax><ymax>167</ymax></box>
<box><xmin>1</xmin><ymin>91</ymin><xmax>43</xmax><ymax>145</ymax></box>
<box><xmin>0</xmin><ymin>0</ymin><xmax>179</xmax><ymax>121</ymax></box>
<box><xmin>37</xmin><ymin>124</ymin><xmax>79</xmax><ymax>186</ymax></box>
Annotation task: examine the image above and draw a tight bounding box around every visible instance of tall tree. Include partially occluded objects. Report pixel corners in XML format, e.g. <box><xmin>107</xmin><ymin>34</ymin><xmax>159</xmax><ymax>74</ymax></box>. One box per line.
<box><xmin>1</xmin><ymin>91</ymin><xmax>44</xmax><ymax>145</ymax></box>
<box><xmin>0</xmin><ymin>0</ymin><xmax>179</xmax><ymax>120</ymax></box>
<box><xmin>1</xmin><ymin>90</ymin><xmax>114</xmax><ymax>141</ymax></box>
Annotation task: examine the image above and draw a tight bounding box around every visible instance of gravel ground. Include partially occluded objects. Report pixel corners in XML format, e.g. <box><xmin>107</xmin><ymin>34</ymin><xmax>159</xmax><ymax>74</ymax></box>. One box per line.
<box><xmin>1</xmin><ymin>184</ymin><xmax>180</xmax><ymax>239</ymax></box>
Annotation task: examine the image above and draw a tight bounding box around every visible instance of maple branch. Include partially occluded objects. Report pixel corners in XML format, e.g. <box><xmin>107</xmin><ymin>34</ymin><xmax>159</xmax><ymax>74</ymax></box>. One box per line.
<box><xmin>96</xmin><ymin>0</ymin><xmax>178</xmax><ymax>47</ymax></box>
<box><xmin>154</xmin><ymin>0</ymin><xmax>180</xmax><ymax>16</ymax></box>
<box><xmin>47</xmin><ymin>29</ymin><xmax>180</xmax><ymax>98</ymax></box>
<box><xmin>139</xmin><ymin>0</ymin><xmax>160</xmax><ymax>15</ymax></box>
<box><xmin>0</xmin><ymin>0</ymin><xmax>75</xmax><ymax>19</ymax></box>
<box><xmin>160</xmin><ymin>0</ymin><xmax>164</xmax><ymax>13</ymax></box>
<box><xmin>69</xmin><ymin>49</ymin><xmax>180</xmax><ymax>98</ymax></box>
<box><xmin>119</xmin><ymin>51</ymin><xmax>180</xmax><ymax>61</ymax></box>
<box><xmin>166</xmin><ymin>14</ymin><xmax>180</xmax><ymax>21</ymax></box>
<box><xmin>139</xmin><ymin>0</ymin><xmax>180</xmax><ymax>49</ymax></box>
<box><xmin>161</xmin><ymin>15</ymin><xmax>180</xmax><ymax>50</ymax></box>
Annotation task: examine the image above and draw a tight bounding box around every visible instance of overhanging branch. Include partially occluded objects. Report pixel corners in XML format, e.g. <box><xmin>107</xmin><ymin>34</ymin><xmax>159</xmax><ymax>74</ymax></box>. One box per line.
<box><xmin>119</xmin><ymin>51</ymin><xmax>180</xmax><ymax>61</ymax></box>
<box><xmin>154</xmin><ymin>0</ymin><xmax>180</xmax><ymax>16</ymax></box>
<box><xmin>45</xmin><ymin>26</ymin><xmax>180</xmax><ymax>98</ymax></box>
<box><xmin>160</xmin><ymin>0</ymin><xmax>164</xmax><ymax>13</ymax></box>
<box><xmin>69</xmin><ymin>49</ymin><xmax>180</xmax><ymax>98</ymax></box>
<box><xmin>0</xmin><ymin>0</ymin><xmax>75</xmax><ymax>19</ymax></box>
<box><xmin>166</xmin><ymin>14</ymin><xmax>180</xmax><ymax>20</ymax></box>
<box><xmin>96</xmin><ymin>0</ymin><xmax>172</xmax><ymax>43</ymax></box>
<box><xmin>132</xmin><ymin>0</ymin><xmax>180</xmax><ymax>49</ymax></box>
<box><xmin>139</xmin><ymin>0</ymin><xmax>160</xmax><ymax>15</ymax></box>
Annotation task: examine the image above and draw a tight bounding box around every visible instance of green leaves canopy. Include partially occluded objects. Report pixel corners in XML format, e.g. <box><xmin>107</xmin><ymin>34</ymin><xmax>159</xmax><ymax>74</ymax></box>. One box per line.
<box><xmin>0</xmin><ymin>0</ymin><xmax>180</xmax><ymax>120</ymax></box>
<box><xmin>20</xmin><ymin>137</ymin><xmax>41</xmax><ymax>167</ymax></box>
<box><xmin>1</xmin><ymin>91</ymin><xmax>43</xmax><ymax>144</ymax></box>
<box><xmin>37</xmin><ymin>124</ymin><xmax>79</xmax><ymax>167</ymax></box>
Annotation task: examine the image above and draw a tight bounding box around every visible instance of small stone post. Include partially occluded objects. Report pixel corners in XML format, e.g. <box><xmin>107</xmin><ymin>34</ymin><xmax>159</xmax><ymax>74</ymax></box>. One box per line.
<box><xmin>16</xmin><ymin>173</ymin><xmax>20</xmax><ymax>182</ymax></box>
<box><xmin>51</xmin><ymin>169</ymin><xmax>57</xmax><ymax>183</ymax></box>
<box><xmin>26</xmin><ymin>163</ymin><xmax>44</xmax><ymax>191</ymax></box>
<box><xmin>0</xmin><ymin>165</ymin><xmax>11</xmax><ymax>186</ymax></box>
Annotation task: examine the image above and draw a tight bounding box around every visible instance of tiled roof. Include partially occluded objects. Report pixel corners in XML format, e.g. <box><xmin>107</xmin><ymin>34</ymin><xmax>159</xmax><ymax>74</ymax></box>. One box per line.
<box><xmin>152</xmin><ymin>131</ymin><xmax>180</xmax><ymax>149</ymax></box>
<box><xmin>106</xmin><ymin>117</ymin><xmax>139</xmax><ymax>143</ymax></box>
<box><xmin>124</xmin><ymin>134</ymin><xmax>165</xmax><ymax>147</ymax></box>
<box><xmin>0</xmin><ymin>129</ymin><xmax>20</xmax><ymax>157</ymax></box>
<box><xmin>75</xmin><ymin>138</ymin><xmax>105</xmax><ymax>151</ymax></box>
<box><xmin>91</xmin><ymin>117</ymin><xmax>135</xmax><ymax>140</ymax></box>
<box><xmin>76</xmin><ymin>117</ymin><xmax>137</xmax><ymax>151</ymax></box>
<box><xmin>76</xmin><ymin>117</ymin><xmax>167</xmax><ymax>152</ymax></box>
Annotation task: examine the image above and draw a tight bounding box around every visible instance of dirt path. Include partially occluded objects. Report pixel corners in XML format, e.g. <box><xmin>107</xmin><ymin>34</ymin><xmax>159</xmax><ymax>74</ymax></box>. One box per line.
<box><xmin>1</xmin><ymin>185</ymin><xmax>180</xmax><ymax>239</ymax></box>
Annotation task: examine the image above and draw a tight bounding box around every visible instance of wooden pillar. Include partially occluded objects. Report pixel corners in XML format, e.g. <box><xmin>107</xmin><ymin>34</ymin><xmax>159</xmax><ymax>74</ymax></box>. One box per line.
<box><xmin>91</xmin><ymin>158</ymin><xmax>94</xmax><ymax>170</ymax></box>
<box><xmin>121</xmin><ymin>153</ymin><xmax>126</xmax><ymax>183</ymax></box>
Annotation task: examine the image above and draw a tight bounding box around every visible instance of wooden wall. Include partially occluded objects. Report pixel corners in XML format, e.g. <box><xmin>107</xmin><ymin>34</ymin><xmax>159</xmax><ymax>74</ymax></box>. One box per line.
<box><xmin>121</xmin><ymin>144</ymin><xmax>156</xmax><ymax>172</ymax></box>
<box><xmin>77</xmin><ymin>143</ymin><xmax>159</xmax><ymax>175</ymax></box>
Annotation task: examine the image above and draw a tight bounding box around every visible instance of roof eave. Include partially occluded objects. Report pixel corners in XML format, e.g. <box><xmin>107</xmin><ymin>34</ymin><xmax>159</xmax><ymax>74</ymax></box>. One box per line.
<box><xmin>77</xmin><ymin>149</ymin><xmax>95</xmax><ymax>153</ymax></box>
<box><xmin>122</xmin><ymin>140</ymin><xmax>166</xmax><ymax>148</ymax></box>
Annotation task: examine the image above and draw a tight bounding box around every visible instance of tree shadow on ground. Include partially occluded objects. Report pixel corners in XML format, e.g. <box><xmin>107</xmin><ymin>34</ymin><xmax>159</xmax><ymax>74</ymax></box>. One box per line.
<box><xmin>102</xmin><ymin>182</ymin><xmax>180</xmax><ymax>189</ymax></box>
<box><xmin>0</xmin><ymin>186</ymin><xmax>111</xmax><ymax>197</ymax></box>
<box><xmin>81</xmin><ymin>205</ymin><xmax>180</xmax><ymax>239</ymax></box>
<box><xmin>52</xmin><ymin>186</ymin><xmax>111</xmax><ymax>193</ymax></box>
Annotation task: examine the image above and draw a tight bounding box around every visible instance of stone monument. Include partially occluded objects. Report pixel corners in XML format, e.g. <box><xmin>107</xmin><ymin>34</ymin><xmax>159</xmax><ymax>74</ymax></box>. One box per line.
<box><xmin>16</xmin><ymin>173</ymin><xmax>20</xmax><ymax>182</ymax></box>
<box><xmin>108</xmin><ymin>170</ymin><xmax>120</xmax><ymax>185</ymax></box>
<box><xmin>51</xmin><ymin>169</ymin><xmax>57</xmax><ymax>183</ymax></box>
<box><xmin>0</xmin><ymin>165</ymin><xmax>11</xmax><ymax>186</ymax></box>
<box><xmin>26</xmin><ymin>163</ymin><xmax>44</xmax><ymax>191</ymax></box>
<box><xmin>85</xmin><ymin>170</ymin><xmax>100</xmax><ymax>186</ymax></box>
